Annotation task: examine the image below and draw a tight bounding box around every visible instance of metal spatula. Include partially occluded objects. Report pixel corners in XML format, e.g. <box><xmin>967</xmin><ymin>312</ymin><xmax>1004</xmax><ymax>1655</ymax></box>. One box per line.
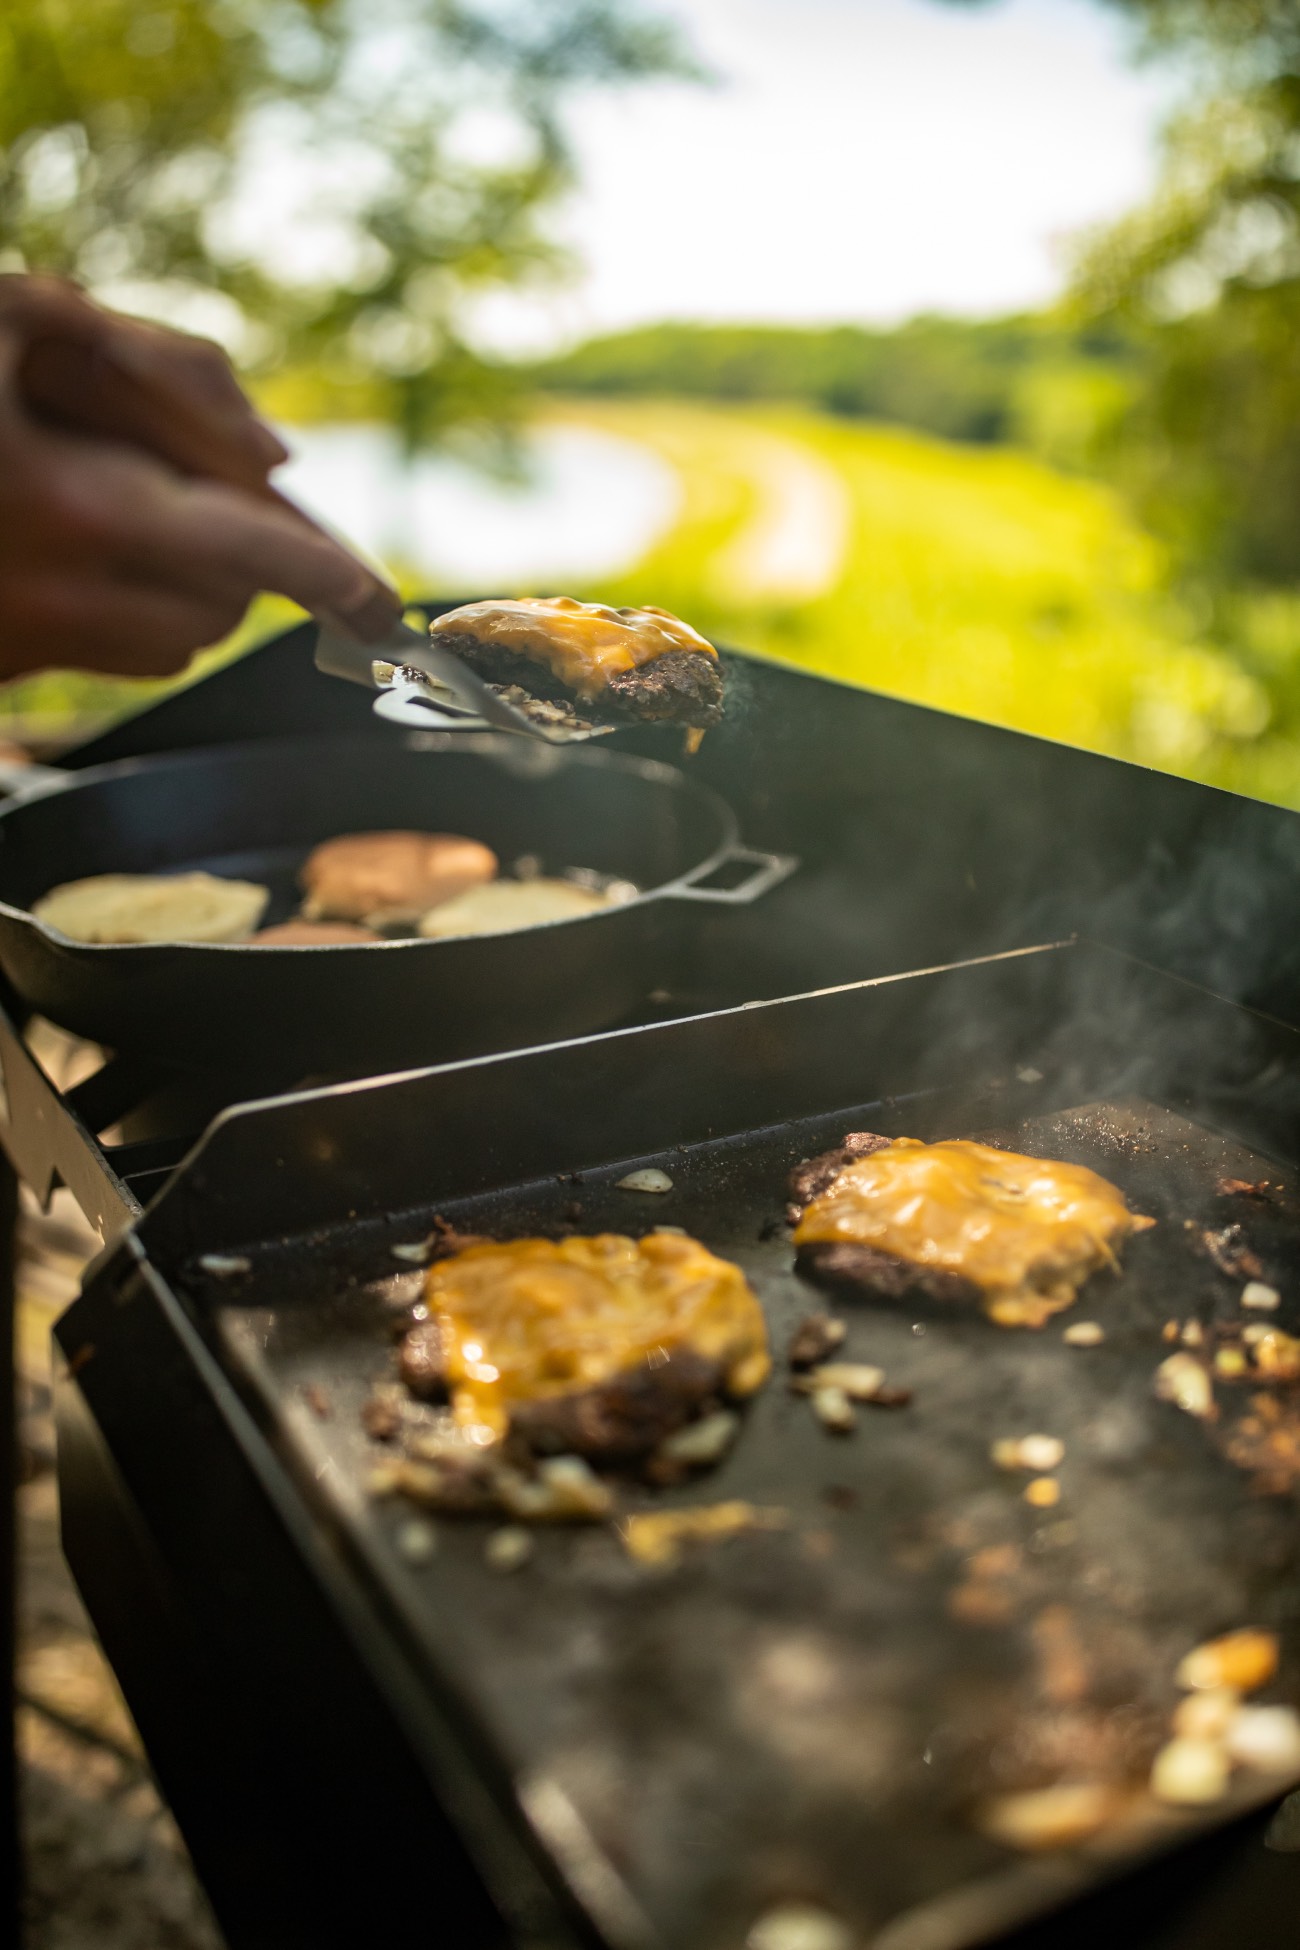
<box><xmin>312</xmin><ymin>603</ymin><xmax>619</xmax><ymax>743</ymax></box>
<box><xmin>18</xmin><ymin>333</ymin><xmax>617</xmax><ymax>745</ymax></box>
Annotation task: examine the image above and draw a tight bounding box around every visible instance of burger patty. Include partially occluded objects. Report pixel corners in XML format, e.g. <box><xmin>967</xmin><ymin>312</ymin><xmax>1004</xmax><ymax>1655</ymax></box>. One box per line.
<box><xmin>787</xmin><ymin>1131</ymin><xmax>894</xmax><ymax>1219</ymax></box>
<box><xmin>398</xmin><ymin>1231</ymin><xmax>769</xmax><ymax>1462</ymax></box>
<box><xmin>787</xmin><ymin>1132</ymin><xmax>1152</xmax><ymax>1327</ymax></box>
<box><xmin>790</xmin><ymin>1136</ymin><xmax>979</xmax><ymax>1302</ymax></box>
<box><xmin>793</xmin><ymin>1238</ymin><xmax>982</xmax><ymax>1307</ymax></box>
<box><xmin>507</xmin><ymin>1347</ymin><xmax>725</xmax><ymax>1462</ymax></box>
<box><xmin>398</xmin><ymin>1327</ymin><xmax>727</xmax><ymax>1464</ymax></box>
<box><xmin>435</xmin><ymin>631</ymin><xmax>725</xmax><ymax>731</ymax></box>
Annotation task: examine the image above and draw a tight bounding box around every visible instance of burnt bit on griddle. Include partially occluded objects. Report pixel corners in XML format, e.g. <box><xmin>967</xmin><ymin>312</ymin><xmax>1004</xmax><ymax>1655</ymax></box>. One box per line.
<box><xmin>361</xmin><ymin>1388</ymin><xmax>404</xmax><ymax>1442</ymax></box>
<box><xmin>787</xmin><ymin>1312</ymin><xmax>848</xmax><ymax>1369</ymax></box>
<box><xmin>871</xmin><ymin>1383</ymin><xmax>915</xmax><ymax>1407</ymax></box>
<box><xmin>1217</xmin><ymin>1177</ymin><xmax>1280</xmax><ymax>1203</ymax></box>
<box><xmin>786</xmin><ymin>1131</ymin><xmax>892</xmax><ymax>1221</ymax></box>
<box><xmin>821</xmin><ymin>1482</ymin><xmax>858</xmax><ymax>1512</ymax></box>
<box><xmin>399</xmin><ymin>1317</ymin><xmax>448</xmax><ymax>1400</ymax></box>
<box><xmin>1189</xmin><ymin>1221</ymin><xmax>1266</xmax><ymax>1282</ymax></box>
<box><xmin>426</xmin><ymin>1215</ymin><xmax>490</xmax><ymax>1262</ymax></box>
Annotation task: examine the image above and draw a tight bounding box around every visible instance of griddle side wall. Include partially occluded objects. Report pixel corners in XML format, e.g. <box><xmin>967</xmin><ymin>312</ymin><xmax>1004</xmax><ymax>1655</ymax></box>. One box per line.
<box><xmin>137</xmin><ymin>941</ymin><xmax>1300</xmax><ymax>1265</ymax></box>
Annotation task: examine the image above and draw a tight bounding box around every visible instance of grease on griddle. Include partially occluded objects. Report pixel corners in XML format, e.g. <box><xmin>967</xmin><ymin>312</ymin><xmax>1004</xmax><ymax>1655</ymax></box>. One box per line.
<box><xmin>618</xmin><ymin>1500</ymin><xmax>788</xmax><ymax>1568</ymax></box>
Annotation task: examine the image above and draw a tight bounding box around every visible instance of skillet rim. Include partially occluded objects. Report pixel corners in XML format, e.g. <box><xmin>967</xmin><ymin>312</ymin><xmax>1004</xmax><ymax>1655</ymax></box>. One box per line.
<box><xmin>0</xmin><ymin>733</ymin><xmax>740</xmax><ymax>955</ymax></box>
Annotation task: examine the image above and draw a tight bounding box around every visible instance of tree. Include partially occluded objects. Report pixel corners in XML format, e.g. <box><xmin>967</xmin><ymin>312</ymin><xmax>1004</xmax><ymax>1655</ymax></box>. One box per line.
<box><xmin>0</xmin><ymin>0</ymin><xmax>696</xmax><ymax>450</ymax></box>
<box><xmin>932</xmin><ymin>2</ymin><xmax>1300</xmax><ymax>584</ymax></box>
<box><xmin>1065</xmin><ymin>3</ymin><xmax>1300</xmax><ymax>582</ymax></box>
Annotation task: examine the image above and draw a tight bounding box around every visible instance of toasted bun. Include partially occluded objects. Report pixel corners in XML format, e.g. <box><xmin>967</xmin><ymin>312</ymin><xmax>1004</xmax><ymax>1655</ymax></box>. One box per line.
<box><xmin>249</xmin><ymin>919</ymin><xmax>380</xmax><ymax>945</ymax></box>
<box><xmin>301</xmin><ymin>831</ymin><xmax>497</xmax><ymax>924</ymax></box>
<box><xmin>34</xmin><ymin>871</ymin><xmax>269</xmax><ymax>944</ymax></box>
<box><xmin>417</xmin><ymin>877</ymin><xmax>608</xmax><ymax>938</ymax></box>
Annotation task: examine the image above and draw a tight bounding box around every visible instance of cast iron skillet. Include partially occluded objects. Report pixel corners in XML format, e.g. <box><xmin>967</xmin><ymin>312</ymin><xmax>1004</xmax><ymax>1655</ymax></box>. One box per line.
<box><xmin>0</xmin><ymin>734</ymin><xmax>793</xmax><ymax>1077</ymax></box>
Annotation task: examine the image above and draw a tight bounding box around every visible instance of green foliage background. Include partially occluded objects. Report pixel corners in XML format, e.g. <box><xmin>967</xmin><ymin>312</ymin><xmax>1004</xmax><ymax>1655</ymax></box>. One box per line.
<box><xmin>4</xmin><ymin>0</ymin><xmax>1300</xmax><ymax>807</ymax></box>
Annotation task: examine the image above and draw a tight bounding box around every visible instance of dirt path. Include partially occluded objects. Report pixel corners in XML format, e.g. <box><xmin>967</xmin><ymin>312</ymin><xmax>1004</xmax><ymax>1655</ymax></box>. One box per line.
<box><xmin>708</xmin><ymin>424</ymin><xmax>851</xmax><ymax>602</ymax></box>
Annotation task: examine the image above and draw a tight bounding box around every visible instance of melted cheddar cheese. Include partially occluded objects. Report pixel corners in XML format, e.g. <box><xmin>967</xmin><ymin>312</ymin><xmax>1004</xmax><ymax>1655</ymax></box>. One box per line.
<box><xmin>424</xmin><ymin>1232</ymin><xmax>770</xmax><ymax>1443</ymax></box>
<box><xmin>794</xmin><ymin>1138</ymin><xmax>1152</xmax><ymax>1328</ymax></box>
<box><xmin>430</xmin><ymin>595</ymin><xmax>717</xmax><ymax>698</ymax></box>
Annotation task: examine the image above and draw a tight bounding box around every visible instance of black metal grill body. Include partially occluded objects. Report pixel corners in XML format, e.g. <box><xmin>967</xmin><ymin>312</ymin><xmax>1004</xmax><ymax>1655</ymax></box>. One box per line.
<box><xmin>49</xmin><ymin>940</ymin><xmax>1300</xmax><ymax>1950</ymax></box>
<box><xmin>10</xmin><ymin>624</ymin><xmax>1300</xmax><ymax>1949</ymax></box>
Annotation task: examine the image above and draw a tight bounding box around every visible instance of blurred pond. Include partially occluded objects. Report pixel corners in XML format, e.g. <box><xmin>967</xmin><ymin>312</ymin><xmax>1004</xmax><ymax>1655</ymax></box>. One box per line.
<box><xmin>275</xmin><ymin>421</ymin><xmax>681</xmax><ymax>588</ymax></box>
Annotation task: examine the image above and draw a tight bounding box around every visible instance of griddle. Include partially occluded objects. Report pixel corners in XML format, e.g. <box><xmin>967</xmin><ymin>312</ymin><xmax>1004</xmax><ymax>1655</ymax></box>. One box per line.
<box><xmin>54</xmin><ymin>938</ymin><xmax>1300</xmax><ymax>1950</ymax></box>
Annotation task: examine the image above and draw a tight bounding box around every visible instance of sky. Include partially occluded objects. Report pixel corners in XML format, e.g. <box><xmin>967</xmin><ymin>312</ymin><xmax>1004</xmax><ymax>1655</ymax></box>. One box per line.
<box><xmin>472</xmin><ymin>0</ymin><xmax>1177</xmax><ymax>352</ymax></box>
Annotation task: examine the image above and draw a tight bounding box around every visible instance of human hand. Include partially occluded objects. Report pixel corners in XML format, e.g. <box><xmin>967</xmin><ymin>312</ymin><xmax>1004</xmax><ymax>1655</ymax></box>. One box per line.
<box><xmin>0</xmin><ymin>276</ymin><xmax>388</xmax><ymax>680</ymax></box>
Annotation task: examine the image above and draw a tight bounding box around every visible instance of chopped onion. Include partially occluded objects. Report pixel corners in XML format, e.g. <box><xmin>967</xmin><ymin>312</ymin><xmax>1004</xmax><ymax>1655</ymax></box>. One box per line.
<box><xmin>806</xmin><ymin>1362</ymin><xmax>886</xmax><ymax>1402</ymax></box>
<box><xmin>1154</xmin><ymin>1352</ymin><xmax>1215</xmax><ymax>1419</ymax></box>
<box><xmin>978</xmin><ymin>1781</ymin><xmax>1116</xmax><ymax>1851</ymax></box>
<box><xmin>658</xmin><ymin>1410</ymin><xmax>741</xmax><ymax>1467</ymax></box>
<box><xmin>1173</xmin><ymin>1688</ymin><xmax>1240</xmax><ymax>1741</ymax></box>
<box><xmin>1226</xmin><ymin>1705</ymin><xmax>1300</xmax><ymax>1773</ymax></box>
<box><xmin>991</xmin><ymin>1433</ymin><xmax>1064</xmax><ymax>1472</ymax></box>
<box><xmin>1177</xmin><ymin>1628</ymin><xmax>1279</xmax><ymax>1694</ymax></box>
<box><xmin>1150</xmin><ymin>1736</ymin><xmax>1230</xmax><ymax>1805</ymax></box>
<box><xmin>811</xmin><ymin>1385</ymin><xmax>855</xmax><ymax>1433</ymax></box>
<box><xmin>485</xmin><ymin>1526</ymin><xmax>534</xmax><ymax>1572</ymax></box>
<box><xmin>616</xmin><ymin>1168</ymin><xmax>674</xmax><ymax>1193</ymax></box>
<box><xmin>746</xmin><ymin>1903</ymin><xmax>854</xmax><ymax>1950</ymax></box>
<box><xmin>395</xmin><ymin>1518</ymin><xmax>438</xmax><ymax>1566</ymax></box>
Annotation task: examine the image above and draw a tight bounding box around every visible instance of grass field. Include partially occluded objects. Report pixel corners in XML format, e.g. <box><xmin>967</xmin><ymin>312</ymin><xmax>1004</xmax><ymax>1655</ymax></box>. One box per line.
<box><xmin>547</xmin><ymin>397</ymin><xmax>1283</xmax><ymax>791</ymax></box>
<box><xmin>10</xmin><ymin>393</ymin><xmax>1300</xmax><ymax>805</ymax></box>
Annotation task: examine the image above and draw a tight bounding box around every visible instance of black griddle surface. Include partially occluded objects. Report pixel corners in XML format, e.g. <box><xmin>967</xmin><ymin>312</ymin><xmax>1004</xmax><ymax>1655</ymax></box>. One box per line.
<box><xmin>197</xmin><ymin>1082</ymin><xmax>1300</xmax><ymax>1950</ymax></box>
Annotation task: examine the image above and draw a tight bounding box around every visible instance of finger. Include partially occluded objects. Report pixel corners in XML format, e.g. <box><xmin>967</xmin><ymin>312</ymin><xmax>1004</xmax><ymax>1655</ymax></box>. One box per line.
<box><xmin>1</xmin><ymin>277</ymin><xmax>286</xmax><ymax>485</ymax></box>
<box><xmin>7</xmin><ymin>413</ymin><xmax>393</xmax><ymax>630</ymax></box>
<box><xmin>82</xmin><ymin>459</ymin><xmax>389</xmax><ymax>618</ymax></box>
<box><xmin>6</xmin><ymin>573</ymin><xmax>249</xmax><ymax>680</ymax></box>
<box><xmin>98</xmin><ymin>313</ymin><xmax>288</xmax><ymax>473</ymax></box>
<box><xmin>0</xmin><ymin>273</ymin><xmax>98</xmax><ymax>333</ymax></box>
<box><xmin>17</xmin><ymin>334</ymin><xmax>283</xmax><ymax>494</ymax></box>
